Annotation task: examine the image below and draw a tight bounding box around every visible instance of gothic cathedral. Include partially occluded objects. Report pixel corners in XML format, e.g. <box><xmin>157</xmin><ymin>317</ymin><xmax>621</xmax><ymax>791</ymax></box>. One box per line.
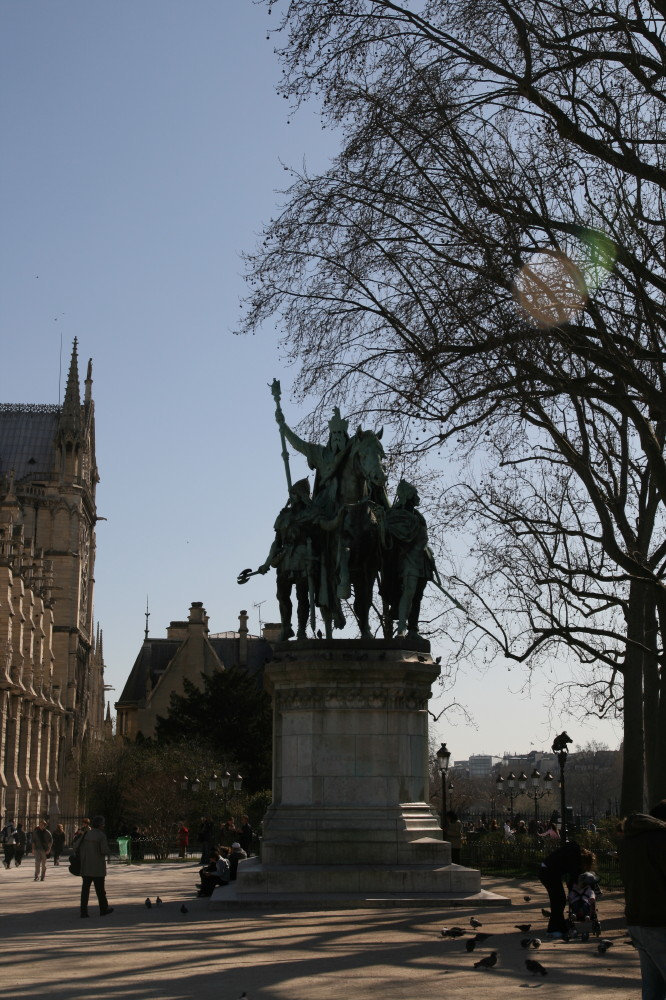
<box><xmin>0</xmin><ymin>340</ymin><xmax>105</xmax><ymax>823</ymax></box>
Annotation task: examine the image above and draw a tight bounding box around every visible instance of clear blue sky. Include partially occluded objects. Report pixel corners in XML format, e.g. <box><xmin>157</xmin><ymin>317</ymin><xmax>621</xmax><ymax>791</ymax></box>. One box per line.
<box><xmin>0</xmin><ymin>0</ymin><xmax>621</xmax><ymax>761</ymax></box>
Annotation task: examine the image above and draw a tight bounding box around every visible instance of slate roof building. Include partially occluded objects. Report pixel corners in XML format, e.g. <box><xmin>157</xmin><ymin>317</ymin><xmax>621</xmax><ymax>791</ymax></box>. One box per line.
<box><xmin>0</xmin><ymin>340</ymin><xmax>105</xmax><ymax>823</ymax></box>
<box><xmin>115</xmin><ymin>605</ymin><xmax>274</xmax><ymax>739</ymax></box>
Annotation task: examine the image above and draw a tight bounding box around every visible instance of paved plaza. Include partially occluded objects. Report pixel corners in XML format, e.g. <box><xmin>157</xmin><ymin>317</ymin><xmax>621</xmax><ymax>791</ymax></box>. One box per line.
<box><xmin>0</xmin><ymin>859</ymin><xmax>641</xmax><ymax>999</ymax></box>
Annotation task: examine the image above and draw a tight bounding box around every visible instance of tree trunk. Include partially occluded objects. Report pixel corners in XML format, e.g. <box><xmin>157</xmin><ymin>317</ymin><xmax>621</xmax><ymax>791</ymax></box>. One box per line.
<box><xmin>644</xmin><ymin>594</ymin><xmax>660</xmax><ymax>803</ymax></box>
<box><xmin>653</xmin><ymin>596</ymin><xmax>666</xmax><ymax>803</ymax></box>
<box><xmin>621</xmin><ymin>583</ymin><xmax>645</xmax><ymax>814</ymax></box>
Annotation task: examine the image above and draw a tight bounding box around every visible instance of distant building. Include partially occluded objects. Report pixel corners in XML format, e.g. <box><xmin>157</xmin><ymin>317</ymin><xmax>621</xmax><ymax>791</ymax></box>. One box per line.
<box><xmin>0</xmin><ymin>341</ymin><xmax>105</xmax><ymax>822</ymax></box>
<box><xmin>115</xmin><ymin>606</ymin><xmax>274</xmax><ymax>739</ymax></box>
<box><xmin>468</xmin><ymin>754</ymin><xmax>502</xmax><ymax>777</ymax></box>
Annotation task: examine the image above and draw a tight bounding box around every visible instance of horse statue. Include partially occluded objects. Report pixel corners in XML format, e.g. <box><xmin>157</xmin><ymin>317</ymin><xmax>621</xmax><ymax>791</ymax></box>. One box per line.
<box><xmin>317</xmin><ymin>427</ymin><xmax>389</xmax><ymax>639</ymax></box>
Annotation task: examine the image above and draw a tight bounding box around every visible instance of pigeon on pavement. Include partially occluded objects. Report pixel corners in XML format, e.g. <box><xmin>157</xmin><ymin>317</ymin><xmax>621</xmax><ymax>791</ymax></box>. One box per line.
<box><xmin>531</xmin><ymin>938</ymin><xmax>542</xmax><ymax>949</ymax></box>
<box><xmin>441</xmin><ymin>927</ymin><xmax>466</xmax><ymax>937</ymax></box>
<box><xmin>156</xmin><ymin>896</ymin><xmax>163</xmax><ymax>906</ymax></box>
<box><xmin>524</xmin><ymin>895</ymin><xmax>531</xmax><ymax>902</ymax></box>
<box><xmin>474</xmin><ymin>952</ymin><xmax>498</xmax><ymax>969</ymax></box>
<box><xmin>598</xmin><ymin>939</ymin><xmax>613</xmax><ymax>954</ymax></box>
<box><xmin>466</xmin><ymin>938</ymin><xmax>477</xmax><ymax>952</ymax></box>
<box><xmin>144</xmin><ymin>898</ymin><xmax>152</xmax><ymax>908</ymax></box>
<box><xmin>515</xmin><ymin>924</ymin><xmax>531</xmax><ymax>933</ymax></box>
<box><xmin>526</xmin><ymin>959</ymin><xmax>548</xmax><ymax>976</ymax></box>
<box><xmin>470</xmin><ymin>917</ymin><xmax>483</xmax><ymax>929</ymax></box>
<box><xmin>520</xmin><ymin>938</ymin><xmax>533</xmax><ymax>949</ymax></box>
<box><xmin>541</xmin><ymin>908</ymin><xmax>551</xmax><ymax>918</ymax></box>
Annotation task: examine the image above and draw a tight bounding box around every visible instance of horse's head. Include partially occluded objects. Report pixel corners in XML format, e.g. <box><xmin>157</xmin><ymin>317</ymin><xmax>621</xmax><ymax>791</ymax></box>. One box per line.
<box><xmin>352</xmin><ymin>427</ymin><xmax>388</xmax><ymax>490</ymax></box>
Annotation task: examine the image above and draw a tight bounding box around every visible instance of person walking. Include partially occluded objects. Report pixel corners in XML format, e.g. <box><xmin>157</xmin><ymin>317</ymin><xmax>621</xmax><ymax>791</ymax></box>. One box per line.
<box><xmin>32</xmin><ymin>820</ymin><xmax>52</xmax><ymax>881</ymax></box>
<box><xmin>74</xmin><ymin>815</ymin><xmax>113</xmax><ymax>918</ymax></box>
<box><xmin>619</xmin><ymin>800</ymin><xmax>666</xmax><ymax>999</ymax></box>
<box><xmin>1</xmin><ymin>820</ymin><xmax>17</xmax><ymax>868</ymax></box>
<box><xmin>52</xmin><ymin>824</ymin><xmax>66</xmax><ymax>865</ymax></box>
<box><xmin>14</xmin><ymin>823</ymin><xmax>26</xmax><ymax>866</ymax></box>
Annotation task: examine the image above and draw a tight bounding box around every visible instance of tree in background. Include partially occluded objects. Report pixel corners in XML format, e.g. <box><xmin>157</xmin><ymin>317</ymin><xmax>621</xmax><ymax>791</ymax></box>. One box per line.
<box><xmin>155</xmin><ymin>666</ymin><xmax>273</xmax><ymax>793</ymax></box>
<box><xmin>242</xmin><ymin>1</ymin><xmax>666</xmax><ymax>811</ymax></box>
<box><xmin>80</xmin><ymin>736</ymin><xmax>267</xmax><ymax>847</ymax></box>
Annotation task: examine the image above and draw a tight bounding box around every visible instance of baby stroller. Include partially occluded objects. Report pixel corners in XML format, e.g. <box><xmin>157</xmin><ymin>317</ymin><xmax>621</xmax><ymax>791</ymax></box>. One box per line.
<box><xmin>567</xmin><ymin>871</ymin><xmax>602</xmax><ymax>936</ymax></box>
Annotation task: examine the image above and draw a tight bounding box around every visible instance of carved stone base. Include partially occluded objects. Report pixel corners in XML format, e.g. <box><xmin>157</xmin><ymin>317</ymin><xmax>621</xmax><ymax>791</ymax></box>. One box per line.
<box><xmin>225</xmin><ymin>640</ymin><xmax>495</xmax><ymax>907</ymax></box>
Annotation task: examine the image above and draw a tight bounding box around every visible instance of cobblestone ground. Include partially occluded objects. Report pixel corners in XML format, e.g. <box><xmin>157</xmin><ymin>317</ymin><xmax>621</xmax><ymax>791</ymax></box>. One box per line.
<box><xmin>0</xmin><ymin>859</ymin><xmax>640</xmax><ymax>999</ymax></box>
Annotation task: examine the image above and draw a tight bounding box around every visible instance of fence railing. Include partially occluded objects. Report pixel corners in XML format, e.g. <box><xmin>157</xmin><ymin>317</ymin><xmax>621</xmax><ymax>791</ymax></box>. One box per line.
<box><xmin>460</xmin><ymin>835</ymin><xmax>623</xmax><ymax>888</ymax></box>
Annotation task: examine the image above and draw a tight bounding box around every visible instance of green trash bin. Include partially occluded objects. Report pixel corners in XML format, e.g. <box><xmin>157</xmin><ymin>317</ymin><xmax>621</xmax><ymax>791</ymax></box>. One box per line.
<box><xmin>117</xmin><ymin>836</ymin><xmax>130</xmax><ymax>864</ymax></box>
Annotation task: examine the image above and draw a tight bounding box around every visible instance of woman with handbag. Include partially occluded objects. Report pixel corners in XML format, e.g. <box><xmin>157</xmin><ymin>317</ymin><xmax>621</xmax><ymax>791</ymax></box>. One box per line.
<box><xmin>73</xmin><ymin>815</ymin><xmax>114</xmax><ymax>918</ymax></box>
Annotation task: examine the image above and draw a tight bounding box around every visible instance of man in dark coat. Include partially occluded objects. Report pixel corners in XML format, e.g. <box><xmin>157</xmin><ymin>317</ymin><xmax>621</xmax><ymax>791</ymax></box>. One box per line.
<box><xmin>619</xmin><ymin>800</ymin><xmax>666</xmax><ymax>998</ymax></box>
<box><xmin>74</xmin><ymin>815</ymin><xmax>113</xmax><ymax>918</ymax></box>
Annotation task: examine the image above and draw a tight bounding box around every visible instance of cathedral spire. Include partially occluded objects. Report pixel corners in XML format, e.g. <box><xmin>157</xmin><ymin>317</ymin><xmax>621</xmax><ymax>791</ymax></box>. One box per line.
<box><xmin>84</xmin><ymin>357</ymin><xmax>93</xmax><ymax>406</ymax></box>
<box><xmin>58</xmin><ymin>339</ymin><xmax>82</xmax><ymax>436</ymax></box>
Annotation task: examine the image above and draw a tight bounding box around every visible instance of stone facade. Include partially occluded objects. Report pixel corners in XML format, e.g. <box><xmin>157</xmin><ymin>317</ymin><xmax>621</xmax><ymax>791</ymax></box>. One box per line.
<box><xmin>0</xmin><ymin>340</ymin><xmax>105</xmax><ymax>823</ymax></box>
<box><xmin>116</xmin><ymin>606</ymin><xmax>273</xmax><ymax>739</ymax></box>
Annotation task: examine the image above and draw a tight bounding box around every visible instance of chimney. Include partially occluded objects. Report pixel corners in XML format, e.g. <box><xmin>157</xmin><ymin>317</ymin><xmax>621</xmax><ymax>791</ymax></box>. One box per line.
<box><xmin>187</xmin><ymin>601</ymin><xmax>207</xmax><ymax>638</ymax></box>
<box><xmin>262</xmin><ymin>622</ymin><xmax>282</xmax><ymax>643</ymax></box>
<box><xmin>238</xmin><ymin>609</ymin><xmax>248</xmax><ymax>666</ymax></box>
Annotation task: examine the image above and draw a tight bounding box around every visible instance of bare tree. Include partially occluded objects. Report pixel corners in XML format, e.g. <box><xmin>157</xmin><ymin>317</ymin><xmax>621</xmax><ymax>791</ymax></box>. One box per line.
<box><xmin>242</xmin><ymin>1</ymin><xmax>666</xmax><ymax>810</ymax></box>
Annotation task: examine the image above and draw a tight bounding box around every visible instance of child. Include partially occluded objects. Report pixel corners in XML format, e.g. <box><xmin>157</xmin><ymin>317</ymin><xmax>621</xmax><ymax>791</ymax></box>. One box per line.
<box><xmin>568</xmin><ymin>869</ymin><xmax>600</xmax><ymax>920</ymax></box>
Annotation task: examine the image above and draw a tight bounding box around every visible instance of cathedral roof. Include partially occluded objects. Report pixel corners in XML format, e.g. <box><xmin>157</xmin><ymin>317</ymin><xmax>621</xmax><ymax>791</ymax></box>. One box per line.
<box><xmin>0</xmin><ymin>405</ymin><xmax>60</xmax><ymax>482</ymax></box>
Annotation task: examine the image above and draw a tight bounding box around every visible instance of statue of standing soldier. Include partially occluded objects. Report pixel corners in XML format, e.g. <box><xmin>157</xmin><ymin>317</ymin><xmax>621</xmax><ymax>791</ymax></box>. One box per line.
<box><xmin>379</xmin><ymin>480</ymin><xmax>436</xmax><ymax>639</ymax></box>
<box><xmin>256</xmin><ymin>478</ymin><xmax>317</xmax><ymax>642</ymax></box>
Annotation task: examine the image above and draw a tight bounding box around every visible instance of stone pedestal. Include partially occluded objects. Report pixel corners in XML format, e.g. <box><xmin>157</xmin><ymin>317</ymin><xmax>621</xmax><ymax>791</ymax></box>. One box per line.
<box><xmin>218</xmin><ymin>640</ymin><xmax>502</xmax><ymax>909</ymax></box>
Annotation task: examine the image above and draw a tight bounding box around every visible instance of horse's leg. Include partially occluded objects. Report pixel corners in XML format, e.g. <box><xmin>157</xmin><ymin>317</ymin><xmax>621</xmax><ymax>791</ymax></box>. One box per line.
<box><xmin>322</xmin><ymin>609</ymin><xmax>333</xmax><ymax>640</ymax></box>
<box><xmin>352</xmin><ymin>567</ymin><xmax>375</xmax><ymax>640</ymax></box>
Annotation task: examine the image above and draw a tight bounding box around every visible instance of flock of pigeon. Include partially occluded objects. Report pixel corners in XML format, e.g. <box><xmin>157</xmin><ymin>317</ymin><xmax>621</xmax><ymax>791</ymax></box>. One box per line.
<box><xmin>144</xmin><ymin>896</ymin><xmax>189</xmax><ymax>914</ymax></box>
<box><xmin>439</xmin><ymin>896</ymin><xmax>615</xmax><ymax>979</ymax></box>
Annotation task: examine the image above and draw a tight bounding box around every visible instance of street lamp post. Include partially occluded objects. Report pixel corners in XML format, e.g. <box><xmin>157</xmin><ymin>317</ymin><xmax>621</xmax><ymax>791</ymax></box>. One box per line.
<box><xmin>207</xmin><ymin>770</ymin><xmax>243</xmax><ymax>820</ymax></box>
<box><xmin>495</xmin><ymin>771</ymin><xmax>518</xmax><ymax>823</ymax></box>
<box><xmin>436</xmin><ymin>742</ymin><xmax>451</xmax><ymax>840</ymax></box>
<box><xmin>552</xmin><ymin>732</ymin><xmax>573</xmax><ymax>842</ymax></box>
<box><xmin>522</xmin><ymin>769</ymin><xmax>554</xmax><ymax>826</ymax></box>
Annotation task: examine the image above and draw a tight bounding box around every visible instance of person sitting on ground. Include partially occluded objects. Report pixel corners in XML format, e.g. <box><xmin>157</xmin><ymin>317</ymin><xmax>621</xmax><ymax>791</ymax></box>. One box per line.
<box><xmin>229</xmin><ymin>841</ymin><xmax>248</xmax><ymax>881</ymax></box>
<box><xmin>515</xmin><ymin>820</ymin><xmax>528</xmax><ymax>838</ymax></box>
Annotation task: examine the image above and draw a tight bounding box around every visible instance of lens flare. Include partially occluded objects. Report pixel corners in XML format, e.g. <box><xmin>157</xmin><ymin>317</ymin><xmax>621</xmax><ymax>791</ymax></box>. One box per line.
<box><xmin>513</xmin><ymin>250</ymin><xmax>588</xmax><ymax>328</ymax></box>
<box><xmin>579</xmin><ymin>228</ymin><xmax>617</xmax><ymax>292</ymax></box>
